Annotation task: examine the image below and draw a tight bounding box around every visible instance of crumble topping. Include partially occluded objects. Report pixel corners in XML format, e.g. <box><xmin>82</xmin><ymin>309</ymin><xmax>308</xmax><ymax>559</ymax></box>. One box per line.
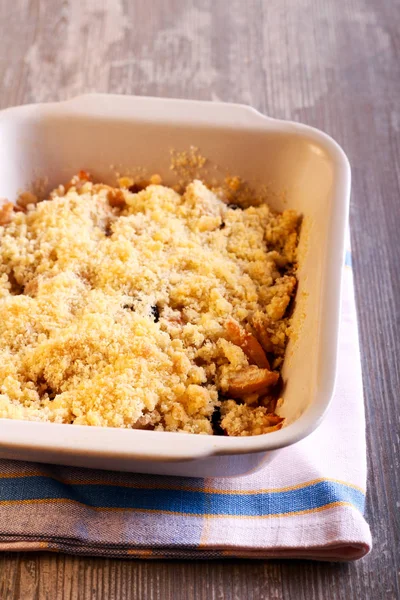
<box><xmin>0</xmin><ymin>172</ymin><xmax>299</xmax><ymax>435</ymax></box>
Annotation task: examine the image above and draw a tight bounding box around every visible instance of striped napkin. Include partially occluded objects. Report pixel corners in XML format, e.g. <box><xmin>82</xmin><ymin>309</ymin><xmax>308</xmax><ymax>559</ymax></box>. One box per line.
<box><xmin>0</xmin><ymin>239</ymin><xmax>372</xmax><ymax>561</ymax></box>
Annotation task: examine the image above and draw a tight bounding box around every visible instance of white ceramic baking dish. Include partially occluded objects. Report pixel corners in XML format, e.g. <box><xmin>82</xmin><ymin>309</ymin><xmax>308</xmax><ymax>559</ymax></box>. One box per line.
<box><xmin>0</xmin><ymin>94</ymin><xmax>350</xmax><ymax>477</ymax></box>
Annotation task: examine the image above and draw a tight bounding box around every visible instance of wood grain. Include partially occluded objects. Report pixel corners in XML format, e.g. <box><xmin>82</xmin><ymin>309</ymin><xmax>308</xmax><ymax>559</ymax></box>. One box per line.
<box><xmin>0</xmin><ymin>0</ymin><xmax>399</xmax><ymax>598</ymax></box>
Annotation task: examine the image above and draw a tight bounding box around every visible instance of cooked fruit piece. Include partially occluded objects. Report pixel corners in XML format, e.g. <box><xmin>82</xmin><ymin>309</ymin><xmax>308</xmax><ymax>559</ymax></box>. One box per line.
<box><xmin>251</xmin><ymin>313</ymin><xmax>274</xmax><ymax>353</ymax></box>
<box><xmin>16</xmin><ymin>191</ymin><xmax>39</xmax><ymax>209</ymax></box>
<box><xmin>225</xmin><ymin>318</ymin><xmax>270</xmax><ymax>369</ymax></box>
<box><xmin>106</xmin><ymin>188</ymin><xmax>126</xmax><ymax>208</ymax></box>
<box><xmin>0</xmin><ymin>202</ymin><xmax>14</xmax><ymax>225</ymax></box>
<box><xmin>78</xmin><ymin>170</ymin><xmax>92</xmax><ymax>182</ymax></box>
<box><xmin>226</xmin><ymin>365</ymin><xmax>279</xmax><ymax>398</ymax></box>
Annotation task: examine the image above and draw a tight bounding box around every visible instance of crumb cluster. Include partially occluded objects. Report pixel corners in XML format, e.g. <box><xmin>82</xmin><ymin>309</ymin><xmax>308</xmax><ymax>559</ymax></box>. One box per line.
<box><xmin>0</xmin><ymin>172</ymin><xmax>299</xmax><ymax>435</ymax></box>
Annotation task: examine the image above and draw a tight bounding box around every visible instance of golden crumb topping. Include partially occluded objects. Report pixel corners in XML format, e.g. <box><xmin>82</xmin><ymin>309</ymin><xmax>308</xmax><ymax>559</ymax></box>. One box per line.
<box><xmin>0</xmin><ymin>173</ymin><xmax>299</xmax><ymax>435</ymax></box>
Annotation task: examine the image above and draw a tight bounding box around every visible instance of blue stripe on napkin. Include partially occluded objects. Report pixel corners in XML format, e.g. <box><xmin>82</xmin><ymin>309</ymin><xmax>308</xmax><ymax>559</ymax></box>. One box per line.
<box><xmin>0</xmin><ymin>475</ymin><xmax>364</xmax><ymax>517</ymax></box>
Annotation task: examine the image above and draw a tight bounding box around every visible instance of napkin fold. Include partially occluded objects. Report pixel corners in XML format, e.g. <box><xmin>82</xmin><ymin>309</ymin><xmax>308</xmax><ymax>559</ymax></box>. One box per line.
<box><xmin>0</xmin><ymin>241</ymin><xmax>372</xmax><ymax>560</ymax></box>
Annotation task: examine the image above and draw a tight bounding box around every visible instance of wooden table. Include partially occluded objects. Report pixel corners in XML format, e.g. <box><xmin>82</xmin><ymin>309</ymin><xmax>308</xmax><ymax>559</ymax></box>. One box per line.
<box><xmin>1</xmin><ymin>0</ymin><xmax>399</xmax><ymax>598</ymax></box>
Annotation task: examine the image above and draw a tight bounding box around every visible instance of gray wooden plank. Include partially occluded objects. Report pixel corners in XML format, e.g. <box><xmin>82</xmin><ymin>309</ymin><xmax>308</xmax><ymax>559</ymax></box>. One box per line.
<box><xmin>0</xmin><ymin>0</ymin><xmax>399</xmax><ymax>598</ymax></box>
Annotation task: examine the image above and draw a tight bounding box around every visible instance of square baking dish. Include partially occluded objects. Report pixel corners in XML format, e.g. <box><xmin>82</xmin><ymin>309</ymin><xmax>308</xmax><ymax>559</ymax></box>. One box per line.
<box><xmin>0</xmin><ymin>94</ymin><xmax>350</xmax><ymax>477</ymax></box>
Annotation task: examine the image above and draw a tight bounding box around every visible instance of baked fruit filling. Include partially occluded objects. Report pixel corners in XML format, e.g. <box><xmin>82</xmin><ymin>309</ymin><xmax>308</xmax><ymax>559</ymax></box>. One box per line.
<box><xmin>0</xmin><ymin>172</ymin><xmax>300</xmax><ymax>436</ymax></box>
